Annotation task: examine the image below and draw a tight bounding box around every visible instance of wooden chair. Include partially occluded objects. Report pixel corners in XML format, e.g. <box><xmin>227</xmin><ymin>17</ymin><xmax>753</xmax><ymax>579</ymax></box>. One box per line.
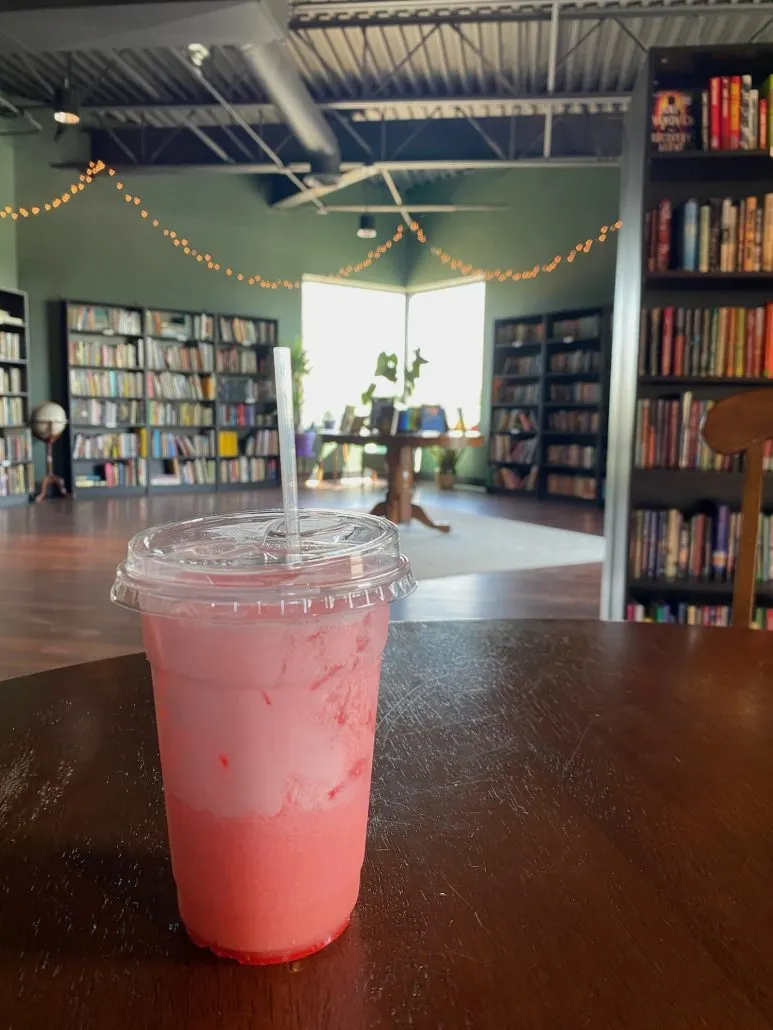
<box><xmin>703</xmin><ymin>388</ymin><xmax>773</xmax><ymax>627</ymax></box>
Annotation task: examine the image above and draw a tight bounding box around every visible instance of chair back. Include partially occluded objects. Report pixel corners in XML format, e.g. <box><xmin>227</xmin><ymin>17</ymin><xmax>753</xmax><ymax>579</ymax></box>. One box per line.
<box><xmin>703</xmin><ymin>388</ymin><xmax>773</xmax><ymax>627</ymax></box>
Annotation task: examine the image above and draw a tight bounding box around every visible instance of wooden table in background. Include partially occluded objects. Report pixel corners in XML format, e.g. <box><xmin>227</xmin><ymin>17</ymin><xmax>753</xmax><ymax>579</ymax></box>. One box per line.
<box><xmin>320</xmin><ymin>430</ymin><xmax>483</xmax><ymax>533</ymax></box>
<box><xmin>3</xmin><ymin>620</ymin><xmax>773</xmax><ymax>1028</ymax></box>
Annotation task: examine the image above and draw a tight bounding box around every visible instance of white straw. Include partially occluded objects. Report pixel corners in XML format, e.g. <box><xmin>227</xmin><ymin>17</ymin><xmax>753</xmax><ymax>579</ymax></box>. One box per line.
<box><xmin>274</xmin><ymin>347</ymin><xmax>302</xmax><ymax>560</ymax></box>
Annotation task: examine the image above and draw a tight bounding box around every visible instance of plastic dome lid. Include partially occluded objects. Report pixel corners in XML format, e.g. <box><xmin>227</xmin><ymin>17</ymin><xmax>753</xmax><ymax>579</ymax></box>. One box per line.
<box><xmin>110</xmin><ymin>508</ymin><xmax>415</xmax><ymax>617</ymax></box>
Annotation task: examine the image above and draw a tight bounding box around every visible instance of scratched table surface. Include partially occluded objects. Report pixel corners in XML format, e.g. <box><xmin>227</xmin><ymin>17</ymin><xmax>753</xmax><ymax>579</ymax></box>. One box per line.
<box><xmin>2</xmin><ymin>620</ymin><xmax>773</xmax><ymax>1029</ymax></box>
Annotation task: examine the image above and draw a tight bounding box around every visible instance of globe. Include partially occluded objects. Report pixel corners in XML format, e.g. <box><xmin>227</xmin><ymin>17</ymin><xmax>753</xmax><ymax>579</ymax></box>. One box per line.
<box><xmin>30</xmin><ymin>401</ymin><xmax>68</xmax><ymax>443</ymax></box>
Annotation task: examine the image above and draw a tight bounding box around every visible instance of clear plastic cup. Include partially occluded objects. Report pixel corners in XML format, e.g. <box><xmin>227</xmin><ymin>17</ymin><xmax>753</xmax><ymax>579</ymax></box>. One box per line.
<box><xmin>111</xmin><ymin>508</ymin><xmax>415</xmax><ymax>965</ymax></box>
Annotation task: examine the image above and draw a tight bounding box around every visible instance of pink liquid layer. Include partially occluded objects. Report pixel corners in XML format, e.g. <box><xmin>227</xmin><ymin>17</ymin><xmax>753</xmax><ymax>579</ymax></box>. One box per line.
<box><xmin>165</xmin><ymin>788</ymin><xmax>369</xmax><ymax>963</ymax></box>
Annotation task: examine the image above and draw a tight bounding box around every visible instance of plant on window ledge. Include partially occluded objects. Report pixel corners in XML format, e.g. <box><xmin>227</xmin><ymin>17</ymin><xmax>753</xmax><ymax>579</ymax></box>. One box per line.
<box><xmin>361</xmin><ymin>348</ymin><xmax>428</xmax><ymax>407</ymax></box>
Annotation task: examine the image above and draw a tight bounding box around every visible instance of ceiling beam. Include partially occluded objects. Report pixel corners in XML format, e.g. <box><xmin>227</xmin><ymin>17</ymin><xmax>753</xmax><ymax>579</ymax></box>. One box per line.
<box><xmin>380</xmin><ymin>168</ymin><xmax>413</xmax><ymax>226</ymax></box>
<box><xmin>273</xmin><ymin>164</ymin><xmax>380</xmax><ymax>208</ymax></box>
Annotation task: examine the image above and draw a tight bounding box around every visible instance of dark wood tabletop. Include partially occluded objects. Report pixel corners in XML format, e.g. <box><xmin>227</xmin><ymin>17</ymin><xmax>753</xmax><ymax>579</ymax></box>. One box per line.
<box><xmin>2</xmin><ymin>620</ymin><xmax>773</xmax><ymax>1029</ymax></box>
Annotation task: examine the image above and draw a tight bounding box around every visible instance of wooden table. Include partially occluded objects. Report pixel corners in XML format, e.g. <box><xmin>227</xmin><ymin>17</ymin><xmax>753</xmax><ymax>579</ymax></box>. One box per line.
<box><xmin>3</xmin><ymin>620</ymin><xmax>773</xmax><ymax>1028</ymax></box>
<box><xmin>319</xmin><ymin>430</ymin><xmax>483</xmax><ymax>532</ymax></box>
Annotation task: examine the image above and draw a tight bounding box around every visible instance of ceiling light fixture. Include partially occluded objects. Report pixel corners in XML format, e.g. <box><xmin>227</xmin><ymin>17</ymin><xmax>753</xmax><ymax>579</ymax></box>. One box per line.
<box><xmin>53</xmin><ymin>55</ymin><xmax>79</xmax><ymax>125</ymax></box>
<box><xmin>357</xmin><ymin>214</ymin><xmax>377</xmax><ymax>239</ymax></box>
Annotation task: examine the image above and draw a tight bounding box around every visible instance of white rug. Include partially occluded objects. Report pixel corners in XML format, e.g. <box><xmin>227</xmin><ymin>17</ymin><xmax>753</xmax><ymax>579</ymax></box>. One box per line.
<box><xmin>396</xmin><ymin>510</ymin><xmax>606</xmax><ymax>580</ymax></box>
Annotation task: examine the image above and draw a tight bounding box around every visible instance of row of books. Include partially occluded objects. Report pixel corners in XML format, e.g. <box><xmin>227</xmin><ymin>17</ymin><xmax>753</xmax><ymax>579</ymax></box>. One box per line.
<box><xmin>650</xmin><ymin>79</ymin><xmax>770</xmax><ymax>154</ymax></box>
<box><xmin>68</xmin><ymin>305</ymin><xmax>142</xmax><ymax>335</ymax></box>
<box><xmin>498</xmin><ymin>355</ymin><xmax>541</xmax><ymax>376</ymax></box>
<box><xmin>646</xmin><ymin>196</ymin><xmax>773</xmax><ymax>274</ymax></box>
<box><xmin>0</xmin><ymin>429</ymin><xmax>31</xmax><ymax>463</ymax></box>
<box><xmin>552</xmin><ymin>315</ymin><xmax>601</xmax><ymax>341</ymax></box>
<box><xmin>146</xmin><ymin>310</ymin><xmax>215</xmax><ymax>342</ymax></box>
<box><xmin>496</xmin><ymin>322</ymin><xmax>544</xmax><ymax>346</ymax></box>
<box><xmin>639</xmin><ymin>305</ymin><xmax>773</xmax><ymax>379</ymax></box>
<box><xmin>148</xmin><ymin>402</ymin><xmax>214</xmax><ymax>428</ymax></box>
<box><xmin>492</xmin><ymin>466</ymin><xmax>538</xmax><ymax>492</ymax></box>
<box><xmin>549</xmin><ymin>350</ymin><xmax>600</xmax><ymax>374</ymax></box>
<box><xmin>76</xmin><ymin>460</ymin><xmax>147</xmax><ymax>490</ymax></box>
<box><xmin>491</xmin><ymin>408</ymin><xmax>538</xmax><ymax>433</ymax></box>
<box><xmin>220</xmin><ymin>457</ymin><xmax>279</xmax><ymax>484</ymax></box>
<box><xmin>494</xmin><ymin>383</ymin><xmax>540</xmax><ymax>405</ymax></box>
<box><xmin>547</xmin><ymin>383</ymin><xmax>600</xmax><ymax>403</ymax></box>
<box><xmin>0</xmin><ymin>396</ymin><xmax>24</xmax><ymax>426</ymax></box>
<box><xmin>151</xmin><ymin>459</ymin><xmax>216</xmax><ymax>487</ymax></box>
<box><xmin>72</xmin><ymin>399</ymin><xmax>142</xmax><ymax>427</ymax></box>
<box><xmin>0</xmin><ymin>367</ymin><xmax>22</xmax><ymax>395</ymax></box>
<box><xmin>0</xmin><ymin>463</ymin><xmax>29</xmax><ymax>496</ymax></box>
<box><xmin>545</xmin><ymin>410</ymin><xmax>600</xmax><ymax>433</ymax></box>
<box><xmin>218</xmin><ymin>379</ymin><xmax>275</xmax><ymax>404</ymax></box>
<box><xmin>150</xmin><ymin>430</ymin><xmax>215</xmax><ymax>459</ymax></box>
<box><xmin>70</xmin><ymin>369</ymin><xmax>144</xmax><ymax>399</ymax></box>
<box><xmin>626</xmin><ymin>602</ymin><xmax>773</xmax><ymax>630</ymax></box>
<box><xmin>218</xmin><ymin>317</ymin><xmax>276</xmax><ymax>346</ymax></box>
<box><xmin>72</xmin><ymin>432</ymin><xmax>141</xmax><ymax>460</ymax></box>
<box><xmin>489</xmin><ymin>435</ymin><xmax>538</xmax><ymax>463</ymax></box>
<box><xmin>69</xmin><ymin>338</ymin><xmax>142</xmax><ymax>370</ymax></box>
<box><xmin>545</xmin><ymin>474</ymin><xmax>596</xmax><ymax>500</ymax></box>
<box><xmin>0</xmin><ymin>332</ymin><xmax>22</xmax><ymax>362</ymax></box>
<box><xmin>216</xmin><ymin>349</ymin><xmax>262</xmax><ymax>375</ymax></box>
<box><xmin>219</xmin><ymin>403</ymin><xmax>273</xmax><ymax>428</ymax></box>
<box><xmin>545</xmin><ymin>444</ymin><xmax>596</xmax><ymax>469</ymax></box>
<box><xmin>147</xmin><ymin>371</ymin><xmax>216</xmax><ymax>402</ymax></box>
<box><xmin>629</xmin><ymin>506</ymin><xmax>773</xmax><ymax>582</ymax></box>
<box><xmin>147</xmin><ymin>340</ymin><xmax>214</xmax><ymax>373</ymax></box>
<box><xmin>218</xmin><ymin>429</ymin><xmax>279</xmax><ymax>459</ymax></box>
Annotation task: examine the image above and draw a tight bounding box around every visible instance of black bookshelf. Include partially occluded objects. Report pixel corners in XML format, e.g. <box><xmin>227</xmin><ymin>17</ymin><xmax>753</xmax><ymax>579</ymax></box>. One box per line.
<box><xmin>62</xmin><ymin>301</ymin><xmax>280</xmax><ymax>498</ymax></box>
<box><xmin>603</xmin><ymin>44</ymin><xmax>773</xmax><ymax>630</ymax></box>
<box><xmin>487</xmin><ymin>305</ymin><xmax>611</xmax><ymax>505</ymax></box>
<box><xmin>0</xmin><ymin>287</ymin><xmax>31</xmax><ymax>507</ymax></box>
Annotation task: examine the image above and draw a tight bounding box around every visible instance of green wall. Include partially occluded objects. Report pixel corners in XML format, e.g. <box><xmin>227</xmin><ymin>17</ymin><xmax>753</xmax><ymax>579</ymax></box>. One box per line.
<box><xmin>0</xmin><ymin>134</ymin><xmax>16</xmax><ymax>289</ymax></box>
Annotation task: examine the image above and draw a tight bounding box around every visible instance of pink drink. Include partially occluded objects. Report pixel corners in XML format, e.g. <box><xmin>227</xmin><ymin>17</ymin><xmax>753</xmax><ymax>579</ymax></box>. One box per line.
<box><xmin>112</xmin><ymin>510</ymin><xmax>414</xmax><ymax>964</ymax></box>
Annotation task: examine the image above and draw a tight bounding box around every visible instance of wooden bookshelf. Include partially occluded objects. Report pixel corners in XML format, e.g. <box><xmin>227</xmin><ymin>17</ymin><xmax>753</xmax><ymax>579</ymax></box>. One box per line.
<box><xmin>62</xmin><ymin>302</ymin><xmax>280</xmax><ymax>498</ymax></box>
<box><xmin>0</xmin><ymin>287</ymin><xmax>32</xmax><ymax>508</ymax></box>
<box><xmin>487</xmin><ymin>305</ymin><xmax>611</xmax><ymax>504</ymax></box>
<box><xmin>602</xmin><ymin>44</ymin><xmax>773</xmax><ymax>630</ymax></box>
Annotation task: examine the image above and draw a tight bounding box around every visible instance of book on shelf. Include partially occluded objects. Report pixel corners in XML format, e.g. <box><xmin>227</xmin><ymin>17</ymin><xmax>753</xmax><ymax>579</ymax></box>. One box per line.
<box><xmin>148</xmin><ymin>401</ymin><xmax>214</xmax><ymax>427</ymax></box>
<box><xmin>75</xmin><ymin>460</ymin><xmax>146</xmax><ymax>489</ymax></box>
<box><xmin>0</xmin><ymin>332</ymin><xmax>22</xmax><ymax>361</ymax></box>
<box><xmin>650</xmin><ymin>74</ymin><xmax>772</xmax><ymax>153</ymax></box>
<box><xmin>150</xmin><ymin>458</ymin><xmax>216</xmax><ymax>486</ymax></box>
<box><xmin>219</xmin><ymin>456</ymin><xmax>279</xmax><ymax>485</ymax></box>
<box><xmin>69</xmin><ymin>337</ymin><xmax>143</xmax><ymax>369</ymax></box>
<box><xmin>147</xmin><ymin>339</ymin><xmax>214</xmax><ymax>373</ymax></box>
<box><xmin>218</xmin><ymin>317</ymin><xmax>276</xmax><ymax>346</ymax></box>
<box><xmin>550</xmin><ymin>314</ymin><xmax>601</xmax><ymax>341</ymax></box>
<box><xmin>546</xmin><ymin>444</ymin><xmax>596</xmax><ymax>469</ymax></box>
<box><xmin>495</xmin><ymin>321</ymin><xmax>544</xmax><ymax>346</ymax></box>
<box><xmin>629</xmin><ymin>506</ymin><xmax>773</xmax><ymax>584</ymax></box>
<box><xmin>493</xmin><ymin>466</ymin><xmax>538</xmax><ymax>492</ymax></box>
<box><xmin>145</xmin><ymin>310</ymin><xmax>214</xmax><ymax>342</ymax></box>
<box><xmin>217</xmin><ymin>377</ymin><xmax>275</xmax><ymax>404</ymax></box>
<box><xmin>646</xmin><ymin>195</ymin><xmax>773</xmax><ymax>274</ymax></box>
<box><xmin>545</xmin><ymin>473</ymin><xmax>596</xmax><ymax>500</ymax></box>
<box><xmin>0</xmin><ymin>367</ymin><xmax>23</xmax><ymax>395</ymax></box>
<box><xmin>547</xmin><ymin>383</ymin><xmax>600</xmax><ymax>403</ymax></box>
<box><xmin>492</xmin><ymin>381</ymin><xmax>540</xmax><ymax>405</ymax></box>
<box><xmin>549</xmin><ymin>349</ymin><xmax>600</xmax><ymax>373</ymax></box>
<box><xmin>68</xmin><ymin>305</ymin><xmax>141</xmax><ymax>335</ymax></box>
<box><xmin>150</xmin><ymin>430</ymin><xmax>215</xmax><ymax>459</ymax></box>
<box><xmin>216</xmin><ymin>347</ymin><xmax>260</xmax><ymax>374</ymax></box>
<box><xmin>0</xmin><ymin>309</ymin><xmax>23</xmax><ymax>328</ymax></box>
<box><xmin>546</xmin><ymin>409</ymin><xmax>600</xmax><ymax>432</ymax></box>
<box><xmin>0</xmin><ymin>396</ymin><xmax>24</xmax><ymax>426</ymax></box>
<box><xmin>219</xmin><ymin>403</ymin><xmax>259</xmax><ymax>428</ymax></box>
<box><xmin>639</xmin><ymin>304</ymin><xmax>773</xmax><ymax>378</ymax></box>
<box><xmin>627</xmin><ymin>601</ymin><xmax>773</xmax><ymax>629</ymax></box>
<box><xmin>0</xmin><ymin>463</ymin><xmax>30</xmax><ymax>497</ymax></box>
<box><xmin>72</xmin><ymin>432</ymin><xmax>142</xmax><ymax>460</ymax></box>
<box><xmin>70</xmin><ymin>369</ymin><xmax>144</xmax><ymax>399</ymax></box>
<box><xmin>147</xmin><ymin>370</ymin><xmax>215</xmax><ymax>402</ymax></box>
<box><xmin>216</xmin><ymin>428</ymin><xmax>280</xmax><ymax>458</ymax></box>
<box><xmin>71</xmin><ymin>398</ymin><xmax>143</xmax><ymax>427</ymax></box>
<box><xmin>0</xmin><ymin>428</ymin><xmax>31</xmax><ymax>463</ymax></box>
<box><xmin>499</xmin><ymin>354</ymin><xmax>541</xmax><ymax>376</ymax></box>
<box><xmin>491</xmin><ymin>408</ymin><xmax>538</xmax><ymax>433</ymax></box>
<box><xmin>489</xmin><ymin>434</ymin><xmax>538</xmax><ymax>463</ymax></box>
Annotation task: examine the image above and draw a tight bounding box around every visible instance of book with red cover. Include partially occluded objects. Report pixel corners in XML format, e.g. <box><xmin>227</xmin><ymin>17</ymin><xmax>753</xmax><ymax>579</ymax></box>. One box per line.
<box><xmin>720</xmin><ymin>76</ymin><xmax>731</xmax><ymax>149</ymax></box>
<box><xmin>761</xmin><ymin>98</ymin><xmax>769</xmax><ymax>150</ymax></box>
<box><xmin>765</xmin><ymin>302</ymin><xmax>773</xmax><ymax>375</ymax></box>
<box><xmin>674</xmin><ymin>306</ymin><xmax>686</xmax><ymax>376</ymax></box>
<box><xmin>709</xmin><ymin>77</ymin><xmax>721</xmax><ymax>149</ymax></box>
<box><xmin>661</xmin><ymin>306</ymin><xmax>674</xmax><ymax>376</ymax></box>
<box><xmin>753</xmin><ymin>305</ymin><xmax>765</xmax><ymax>377</ymax></box>
<box><xmin>729</xmin><ymin>76</ymin><xmax>742</xmax><ymax>149</ymax></box>
<box><xmin>657</xmin><ymin>199</ymin><xmax>672</xmax><ymax>271</ymax></box>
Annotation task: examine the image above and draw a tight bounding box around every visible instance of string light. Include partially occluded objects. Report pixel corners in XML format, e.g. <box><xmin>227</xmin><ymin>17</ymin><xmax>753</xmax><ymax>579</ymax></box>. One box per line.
<box><xmin>0</xmin><ymin>158</ymin><xmax>106</xmax><ymax>220</ymax></box>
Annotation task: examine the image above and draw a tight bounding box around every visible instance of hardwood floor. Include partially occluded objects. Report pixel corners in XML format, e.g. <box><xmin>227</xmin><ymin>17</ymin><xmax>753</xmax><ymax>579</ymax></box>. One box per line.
<box><xmin>0</xmin><ymin>482</ymin><xmax>603</xmax><ymax>682</ymax></box>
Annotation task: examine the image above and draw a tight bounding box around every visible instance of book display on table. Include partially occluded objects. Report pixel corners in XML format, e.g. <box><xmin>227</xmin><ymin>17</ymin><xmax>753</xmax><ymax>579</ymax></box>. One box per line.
<box><xmin>63</xmin><ymin>302</ymin><xmax>281</xmax><ymax>497</ymax></box>
<box><xmin>603</xmin><ymin>44</ymin><xmax>773</xmax><ymax>630</ymax></box>
<box><xmin>216</xmin><ymin>314</ymin><xmax>279</xmax><ymax>490</ymax></box>
<box><xmin>0</xmin><ymin>288</ymin><xmax>32</xmax><ymax>507</ymax></box>
<box><xmin>488</xmin><ymin>306</ymin><xmax>610</xmax><ymax>504</ymax></box>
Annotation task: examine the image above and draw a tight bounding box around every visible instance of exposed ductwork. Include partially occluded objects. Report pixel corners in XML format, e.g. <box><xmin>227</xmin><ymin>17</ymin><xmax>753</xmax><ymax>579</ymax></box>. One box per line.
<box><xmin>241</xmin><ymin>41</ymin><xmax>341</xmax><ymax>186</ymax></box>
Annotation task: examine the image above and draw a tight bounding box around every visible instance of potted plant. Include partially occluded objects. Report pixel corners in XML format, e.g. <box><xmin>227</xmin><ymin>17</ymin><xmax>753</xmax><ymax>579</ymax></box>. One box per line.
<box><xmin>361</xmin><ymin>348</ymin><xmax>428</xmax><ymax>409</ymax></box>
<box><xmin>431</xmin><ymin>447</ymin><xmax>462</xmax><ymax>490</ymax></box>
<box><xmin>285</xmin><ymin>337</ymin><xmax>315</xmax><ymax>458</ymax></box>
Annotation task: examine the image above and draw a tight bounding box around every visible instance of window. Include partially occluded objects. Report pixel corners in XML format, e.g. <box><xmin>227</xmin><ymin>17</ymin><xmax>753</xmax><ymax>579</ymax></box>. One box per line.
<box><xmin>301</xmin><ymin>280</ymin><xmax>406</xmax><ymax>428</ymax></box>
<box><xmin>406</xmin><ymin>281</ymin><xmax>486</xmax><ymax>428</ymax></box>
